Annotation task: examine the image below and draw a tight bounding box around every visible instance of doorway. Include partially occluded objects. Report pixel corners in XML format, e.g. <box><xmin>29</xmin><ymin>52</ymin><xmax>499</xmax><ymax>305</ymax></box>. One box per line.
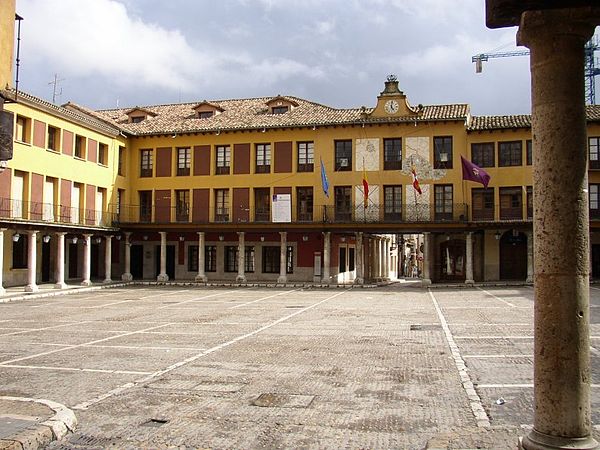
<box><xmin>91</xmin><ymin>243</ymin><xmax>100</xmax><ymax>279</ymax></box>
<box><xmin>592</xmin><ymin>244</ymin><xmax>600</xmax><ymax>279</ymax></box>
<box><xmin>130</xmin><ymin>244</ymin><xmax>144</xmax><ymax>279</ymax></box>
<box><xmin>440</xmin><ymin>239</ymin><xmax>466</xmax><ymax>282</ymax></box>
<box><xmin>337</xmin><ymin>244</ymin><xmax>356</xmax><ymax>283</ymax></box>
<box><xmin>68</xmin><ymin>243</ymin><xmax>78</xmax><ymax>278</ymax></box>
<box><xmin>155</xmin><ymin>245</ymin><xmax>176</xmax><ymax>280</ymax></box>
<box><xmin>41</xmin><ymin>240</ymin><xmax>51</xmax><ymax>282</ymax></box>
<box><xmin>499</xmin><ymin>231</ymin><xmax>527</xmax><ymax>280</ymax></box>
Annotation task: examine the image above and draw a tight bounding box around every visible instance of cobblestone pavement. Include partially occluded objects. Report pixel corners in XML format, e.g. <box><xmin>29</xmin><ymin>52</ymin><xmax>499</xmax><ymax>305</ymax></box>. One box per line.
<box><xmin>0</xmin><ymin>283</ymin><xmax>598</xmax><ymax>449</ymax></box>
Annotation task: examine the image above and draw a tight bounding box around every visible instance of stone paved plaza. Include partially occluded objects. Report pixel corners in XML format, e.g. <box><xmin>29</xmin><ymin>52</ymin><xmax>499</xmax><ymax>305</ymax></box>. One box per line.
<box><xmin>0</xmin><ymin>283</ymin><xmax>598</xmax><ymax>449</ymax></box>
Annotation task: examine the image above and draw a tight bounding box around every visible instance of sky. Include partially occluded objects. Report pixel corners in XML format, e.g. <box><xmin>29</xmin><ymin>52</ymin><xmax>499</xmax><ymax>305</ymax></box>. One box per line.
<box><xmin>12</xmin><ymin>0</ymin><xmax>570</xmax><ymax>116</ymax></box>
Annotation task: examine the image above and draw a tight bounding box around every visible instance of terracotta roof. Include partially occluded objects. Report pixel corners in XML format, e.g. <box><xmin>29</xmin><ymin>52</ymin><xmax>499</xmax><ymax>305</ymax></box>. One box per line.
<box><xmin>1</xmin><ymin>89</ymin><xmax>120</xmax><ymax>136</ymax></box>
<box><xmin>90</xmin><ymin>96</ymin><xmax>470</xmax><ymax>136</ymax></box>
<box><xmin>467</xmin><ymin>115</ymin><xmax>531</xmax><ymax>131</ymax></box>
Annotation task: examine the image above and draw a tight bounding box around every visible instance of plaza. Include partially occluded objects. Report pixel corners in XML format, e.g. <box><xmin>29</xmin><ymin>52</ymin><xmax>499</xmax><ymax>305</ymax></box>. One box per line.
<box><xmin>0</xmin><ymin>282</ymin><xmax>598</xmax><ymax>448</ymax></box>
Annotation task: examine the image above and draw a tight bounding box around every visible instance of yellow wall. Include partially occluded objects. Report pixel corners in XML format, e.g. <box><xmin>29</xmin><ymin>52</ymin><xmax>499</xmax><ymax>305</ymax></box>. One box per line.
<box><xmin>0</xmin><ymin>0</ymin><xmax>15</xmax><ymax>89</ymax></box>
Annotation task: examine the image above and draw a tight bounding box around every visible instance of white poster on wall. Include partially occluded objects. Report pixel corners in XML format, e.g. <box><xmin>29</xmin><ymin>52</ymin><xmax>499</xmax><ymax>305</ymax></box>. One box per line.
<box><xmin>272</xmin><ymin>194</ymin><xmax>291</xmax><ymax>222</ymax></box>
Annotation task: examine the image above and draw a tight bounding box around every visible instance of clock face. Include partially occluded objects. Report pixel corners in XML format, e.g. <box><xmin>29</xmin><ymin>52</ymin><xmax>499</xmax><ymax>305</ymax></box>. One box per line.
<box><xmin>384</xmin><ymin>99</ymin><xmax>399</xmax><ymax>114</ymax></box>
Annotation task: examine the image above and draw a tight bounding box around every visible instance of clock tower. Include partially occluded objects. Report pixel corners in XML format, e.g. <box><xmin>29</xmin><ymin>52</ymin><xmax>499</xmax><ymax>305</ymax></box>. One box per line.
<box><xmin>370</xmin><ymin>75</ymin><xmax>421</xmax><ymax>118</ymax></box>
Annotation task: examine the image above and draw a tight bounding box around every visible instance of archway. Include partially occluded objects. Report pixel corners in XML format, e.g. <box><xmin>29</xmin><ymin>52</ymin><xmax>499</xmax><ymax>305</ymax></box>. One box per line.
<box><xmin>499</xmin><ymin>230</ymin><xmax>527</xmax><ymax>280</ymax></box>
<box><xmin>440</xmin><ymin>239</ymin><xmax>466</xmax><ymax>282</ymax></box>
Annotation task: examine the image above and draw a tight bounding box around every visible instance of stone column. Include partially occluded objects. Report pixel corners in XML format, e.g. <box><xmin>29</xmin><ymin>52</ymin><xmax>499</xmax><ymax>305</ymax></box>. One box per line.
<box><xmin>354</xmin><ymin>232</ymin><xmax>364</xmax><ymax>285</ymax></box>
<box><xmin>195</xmin><ymin>231</ymin><xmax>207</xmax><ymax>282</ymax></box>
<box><xmin>421</xmin><ymin>232</ymin><xmax>432</xmax><ymax>285</ymax></box>
<box><xmin>518</xmin><ymin>9</ymin><xmax>599</xmax><ymax>450</ymax></box>
<box><xmin>122</xmin><ymin>232</ymin><xmax>133</xmax><ymax>281</ymax></box>
<box><xmin>383</xmin><ymin>237</ymin><xmax>390</xmax><ymax>280</ymax></box>
<box><xmin>322</xmin><ymin>231</ymin><xmax>331</xmax><ymax>284</ymax></box>
<box><xmin>465</xmin><ymin>232</ymin><xmax>474</xmax><ymax>285</ymax></box>
<box><xmin>526</xmin><ymin>230</ymin><xmax>534</xmax><ymax>284</ymax></box>
<box><xmin>0</xmin><ymin>229</ymin><xmax>5</xmax><ymax>295</ymax></box>
<box><xmin>81</xmin><ymin>234</ymin><xmax>92</xmax><ymax>286</ymax></box>
<box><xmin>277</xmin><ymin>231</ymin><xmax>287</xmax><ymax>284</ymax></box>
<box><xmin>157</xmin><ymin>231</ymin><xmax>169</xmax><ymax>282</ymax></box>
<box><xmin>103</xmin><ymin>235</ymin><xmax>112</xmax><ymax>283</ymax></box>
<box><xmin>54</xmin><ymin>232</ymin><xmax>67</xmax><ymax>289</ymax></box>
<box><xmin>373</xmin><ymin>237</ymin><xmax>380</xmax><ymax>280</ymax></box>
<box><xmin>236</xmin><ymin>232</ymin><xmax>246</xmax><ymax>283</ymax></box>
<box><xmin>24</xmin><ymin>231</ymin><xmax>39</xmax><ymax>292</ymax></box>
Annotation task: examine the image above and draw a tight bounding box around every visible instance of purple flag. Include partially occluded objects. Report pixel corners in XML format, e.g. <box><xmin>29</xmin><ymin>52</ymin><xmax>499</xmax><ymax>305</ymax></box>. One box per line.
<box><xmin>461</xmin><ymin>156</ymin><xmax>491</xmax><ymax>188</ymax></box>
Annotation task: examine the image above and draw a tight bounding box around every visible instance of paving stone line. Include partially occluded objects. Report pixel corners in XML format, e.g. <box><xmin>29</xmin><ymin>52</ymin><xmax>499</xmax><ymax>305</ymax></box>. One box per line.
<box><xmin>427</xmin><ymin>289</ymin><xmax>491</xmax><ymax>427</ymax></box>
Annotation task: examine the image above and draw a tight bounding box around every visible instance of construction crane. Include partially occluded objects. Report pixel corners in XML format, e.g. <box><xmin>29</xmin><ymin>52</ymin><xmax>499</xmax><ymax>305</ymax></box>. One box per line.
<box><xmin>472</xmin><ymin>36</ymin><xmax>600</xmax><ymax>105</ymax></box>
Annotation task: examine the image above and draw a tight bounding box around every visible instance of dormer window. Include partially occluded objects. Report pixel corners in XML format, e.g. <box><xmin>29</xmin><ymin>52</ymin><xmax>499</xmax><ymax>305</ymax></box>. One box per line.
<box><xmin>193</xmin><ymin>101</ymin><xmax>223</xmax><ymax>119</ymax></box>
<box><xmin>266</xmin><ymin>96</ymin><xmax>298</xmax><ymax>115</ymax></box>
<box><xmin>271</xmin><ymin>106</ymin><xmax>289</xmax><ymax>115</ymax></box>
<box><xmin>125</xmin><ymin>107</ymin><xmax>156</xmax><ymax>124</ymax></box>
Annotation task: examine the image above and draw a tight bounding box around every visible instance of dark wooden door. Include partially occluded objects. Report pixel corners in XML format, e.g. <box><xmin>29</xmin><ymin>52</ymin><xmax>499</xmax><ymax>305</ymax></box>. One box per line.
<box><xmin>499</xmin><ymin>231</ymin><xmax>527</xmax><ymax>280</ymax></box>
<box><xmin>68</xmin><ymin>243</ymin><xmax>78</xmax><ymax>278</ymax></box>
<box><xmin>41</xmin><ymin>240</ymin><xmax>51</xmax><ymax>282</ymax></box>
<box><xmin>592</xmin><ymin>244</ymin><xmax>600</xmax><ymax>279</ymax></box>
<box><xmin>131</xmin><ymin>245</ymin><xmax>144</xmax><ymax>279</ymax></box>
<box><xmin>91</xmin><ymin>243</ymin><xmax>99</xmax><ymax>278</ymax></box>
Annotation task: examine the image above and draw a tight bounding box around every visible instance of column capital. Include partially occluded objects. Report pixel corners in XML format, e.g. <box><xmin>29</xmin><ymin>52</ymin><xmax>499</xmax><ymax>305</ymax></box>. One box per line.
<box><xmin>55</xmin><ymin>231</ymin><xmax>67</xmax><ymax>236</ymax></box>
<box><xmin>197</xmin><ymin>231</ymin><xmax>205</xmax><ymax>236</ymax></box>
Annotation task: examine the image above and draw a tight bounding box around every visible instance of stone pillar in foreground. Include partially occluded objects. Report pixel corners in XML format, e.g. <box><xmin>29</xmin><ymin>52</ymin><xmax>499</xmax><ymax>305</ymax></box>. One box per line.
<box><xmin>236</xmin><ymin>232</ymin><xmax>246</xmax><ymax>283</ymax></box>
<box><xmin>518</xmin><ymin>8</ymin><xmax>599</xmax><ymax>450</ymax></box>
<box><xmin>157</xmin><ymin>231</ymin><xmax>169</xmax><ymax>282</ymax></box>
<box><xmin>122</xmin><ymin>232</ymin><xmax>133</xmax><ymax>281</ymax></box>
<box><xmin>465</xmin><ymin>232</ymin><xmax>474</xmax><ymax>285</ymax></box>
<box><xmin>277</xmin><ymin>231</ymin><xmax>287</xmax><ymax>284</ymax></box>
<box><xmin>54</xmin><ymin>232</ymin><xmax>67</xmax><ymax>289</ymax></box>
<box><xmin>354</xmin><ymin>232</ymin><xmax>364</xmax><ymax>285</ymax></box>
<box><xmin>81</xmin><ymin>234</ymin><xmax>92</xmax><ymax>286</ymax></box>
<box><xmin>103</xmin><ymin>235</ymin><xmax>112</xmax><ymax>283</ymax></box>
<box><xmin>195</xmin><ymin>231</ymin><xmax>207</xmax><ymax>282</ymax></box>
<box><xmin>322</xmin><ymin>232</ymin><xmax>331</xmax><ymax>284</ymax></box>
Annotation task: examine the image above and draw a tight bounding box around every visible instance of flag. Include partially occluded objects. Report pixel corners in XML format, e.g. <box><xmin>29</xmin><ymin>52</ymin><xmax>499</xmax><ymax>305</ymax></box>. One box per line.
<box><xmin>320</xmin><ymin>157</ymin><xmax>330</xmax><ymax>198</ymax></box>
<box><xmin>461</xmin><ymin>156</ymin><xmax>491</xmax><ymax>188</ymax></box>
<box><xmin>411</xmin><ymin>167</ymin><xmax>422</xmax><ymax>195</ymax></box>
<box><xmin>362</xmin><ymin>159</ymin><xmax>369</xmax><ymax>207</ymax></box>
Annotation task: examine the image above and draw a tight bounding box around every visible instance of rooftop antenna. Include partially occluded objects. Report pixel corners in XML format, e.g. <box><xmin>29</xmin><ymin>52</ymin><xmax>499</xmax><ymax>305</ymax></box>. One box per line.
<box><xmin>14</xmin><ymin>13</ymin><xmax>23</xmax><ymax>98</ymax></box>
<box><xmin>48</xmin><ymin>73</ymin><xmax>65</xmax><ymax>104</ymax></box>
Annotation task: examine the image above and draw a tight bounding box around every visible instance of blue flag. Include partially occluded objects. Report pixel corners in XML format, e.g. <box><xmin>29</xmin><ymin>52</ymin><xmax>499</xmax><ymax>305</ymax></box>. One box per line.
<box><xmin>320</xmin><ymin>157</ymin><xmax>330</xmax><ymax>198</ymax></box>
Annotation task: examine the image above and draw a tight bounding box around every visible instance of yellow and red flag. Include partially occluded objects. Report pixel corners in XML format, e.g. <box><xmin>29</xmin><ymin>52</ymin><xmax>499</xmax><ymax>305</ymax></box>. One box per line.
<box><xmin>362</xmin><ymin>161</ymin><xmax>369</xmax><ymax>207</ymax></box>
<box><xmin>411</xmin><ymin>167</ymin><xmax>422</xmax><ymax>195</ymax></box>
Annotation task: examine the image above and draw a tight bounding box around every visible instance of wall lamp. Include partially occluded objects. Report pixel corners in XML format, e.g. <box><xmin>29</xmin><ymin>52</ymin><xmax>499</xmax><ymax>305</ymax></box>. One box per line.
<box><xmin>12</xmin><ymin>232</ymin><xmax>20</xmax><ymax>242</ymax></box>
<box><xmin>260</xmin><ymin>236</ymin><xmax>265</xmax><ymax>242</ymax></box>
<box><xmin>95</xmin><ymin>237</ymin><xmax>102</xmax><ymax>244</ymax></box>
<box><xmin>179</xmin><ymin>236</ymin><xmax>185</xmax><ymax>242</ymax></box>
<box><xmin>219</xmin><ymin>235</ymin><xmax>224</xmax><ymax>241</ymax></box>
<box><xmin>71</xmin><ymin>236</ymin><xmax>78</xmax><ymax>244</ymax></box>
<box><xmin>495</xmin><ymin>231</ymin><xmax>502</xmax><ymax>240</ymax></box>
<box><xmin>143</xmin><ymin>235</ymin><xmax>148</xmax><ymax>241</ymax></box>
<box><xmin>302</xmin><ymin>235</ymin><xmax>309</xmax><ymax>242</ymax></box>
<box><xmin>115</xmin><ymin>235</ymin><xmax>122</xmax><ymax>241</ymax></box>
<box><xmin>42</xmin><ymin>235</ymin><xmax>51</xmax><ymax>243</ymax></box>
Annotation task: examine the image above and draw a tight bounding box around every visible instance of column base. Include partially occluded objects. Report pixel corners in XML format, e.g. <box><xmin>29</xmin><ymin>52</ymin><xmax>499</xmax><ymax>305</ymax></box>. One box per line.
<box><xmin>421</xmin><ymin>279</ymin><xmax>432</xmax><ymax>286</ymax></box>
<box><xmin>81</xmin><ymin>280</ymin><xmax>92</xmax><ymax>287</ymax></box>
<box><xmin>103</xmin><ymin>278</ymin><xmax>112</xmax><ymax>284</ymax></box>
<box><xmin>195</xmin><ymin>274</ymin><xmax>208</xmax><ymax>283</ymax></box>
<box><xmin>526</xmin><ymin>277</ymin><xmax>533</xmax><ymax>284</ymax></box>
<box><xmin>465</xmin><ymin>279</ymin><xmax>475</xmax><ymax>286</ymax></box>
<box><xmin>521</xmin><ymin>429</ymin><xmax>599</xmax><ymax>450</ymax></box>
<box><xmin>277</xmin><ymin>275</ymin><xmax>287</xmax><ymax>284</ymax></box>
<box><xmin>236</xmin><ymin>275</ymin><xmax>247</xmax><ymax>283</ymax></box>
<box><xmin>25</xmin><ymin>284</ymin><xmax>39</xmax><ymax>292</ymax></box>
<box><xmin>0</xmin><ymin>287</ymin><xmax>5</xmax><ymax>295</ymax></box>
<box><xmin>157</xmin><ymin>274</ymin><xmax>169</xmax><ymax>282</ymax></box>
<box><xmin>121</xmin><ymin>273</ymin><xmax>133</xmax><ymax>282</ymax></box>
<box><xmin>54</xmin><ymin>282</ymin><xmax>67</xmax><ymax>289</ymax></box>
<box><xmin>354</xmin><ymin>277</ymin><xmax>364</xmax><ymax>285</ymax></box>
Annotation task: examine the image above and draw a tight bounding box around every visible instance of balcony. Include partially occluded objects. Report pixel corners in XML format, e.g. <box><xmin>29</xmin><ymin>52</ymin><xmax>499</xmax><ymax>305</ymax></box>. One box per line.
<box><xmin>0</xmin><ymin>197</ymin><xmax>113</xmax><ymax>227</ymax></box>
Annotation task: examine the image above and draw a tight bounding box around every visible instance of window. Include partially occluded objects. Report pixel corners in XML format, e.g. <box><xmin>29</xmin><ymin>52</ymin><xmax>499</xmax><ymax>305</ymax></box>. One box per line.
<box><xmin>140</xmin><ymin>149</ymin><xmax>153</xmax><ymax>177</ymax></box>
<box><xmin>334</xmin><ymin>186</ymin><xmax>352</xmax><ymax>221</ymax></box>
<box><xmin>296</xmin><ymin>187</ymin><xmax>313</xmax><ymax>221</ymax></box>
<box><xmin>188</xmin><ymin>246</ymin><xmax>199</xmax><ymax>272</ymax></box>
<box><xmin>499</xmin><ymin>187</ymin><xmax>523</xmax><ymax>220</ymax></box>
<box><xmin>198</xmin><ymin>111</ymin><xmax>214</xmax><ymax>119</ymax></box>
<box><xmin>271</xmin><ymin>106</ymin><xmax>288</xmax><ymax>114</ymax></box>
<box><xmin>225</xmin><ymin>246</ymin><xmax>238</xmax><ymax>272</ymax></box>
<box><xmin>471</xmin><ymin>143</ymin><xmax>495</xmax><ymax>167</ymax></box>
<box><xmin>384</xmin><ymin>185</ymin><xmax>402</xmax><ymax>221</ymax></box>
<box><xmin>334</xmin><ymin>140</ymin><xmax>352</xmax><ymax>171</ymax></box>
<box><xmin>434</xmin><ymin>184</ymin><xmax>453</xmax><ymax>220</ymax></box>
<box><xmin>215</xmin><ymin>189</ymin><xmax>229</xmax><ymax>222</ymax></box>
<box><xmin>434</xmin><ymin>136</ymin><xmax>453</xmax><ymax>169</ymax></box>
<box><xmin>177</xmin><ymin>147</ymin><xmax>191</xmax><ymax>176</ymax></box>
<box><xmin>590</xmin><ymin>184</ymin><xmax>600</xmax><ymax>219</ymax></box>
<box><xmin>98</xmin><ymin>143</ymin><xmax>108</xmax><ymax>165</ymax></box>
<box><xmin>216</xmin><ymin>145</ymin><xmax>230</xmax><ymax>175</ymax></box>
<box><xmin>139</xmin><ymin>191</ymin><xmax>152</xmax><ymax>222</ymax></box>
<box><xmin>12</xmin><ymin>233</ymin><xmax>27</xmax><ymax>269</ymax></box>
<box><xmin>527</xmin><ymin>186</ymin><xmax>533</xmax><ymax>219</ymax></box>
<box><xmin>74</xmin><ymin>135</ymin><xmax>86</xmax><ymax>159</ymax></box>
<box><xmin>499</xmin><ymin>141</ymin><xmax>522</xmax><ymax>166</ymax></box>
<box><xmin>255</xmin><ymin>143</ymin><xmax>271</xmax><ymax>173</ymax></box>
<box><xmin>130</xmin><ymin>116</ymin><xmax>145</xmax><ymax>123</ymax></box>
<box><xmin>254</xmin><ymin>188</ymin><xmax>270</xmax><ymax>222</ymax></box>
<box><xmin>589</xmin><ymin>137</ymin><xmax>600</xmax><ymax>169</ymax></box>
<box><xmin>262</xmin><ymin>246</ymin><xmax>293</xmax><ymax>273</ymax></box>
<box><xmin>527</xmin><ymin>140</ymin><xmax>533</xmax><ymax>166</ymax></box>
<box><xmin>15</xmin><ymin>115</ymin><xmax>30</xmax><ymax>143</ymax></box>
<box><xmin>175</xmin><ymin>190</ymin><xmax>189</xmax><ymax>222</ymax></box>
<box><xmin>118</xmin><ymin>146</ymin><xmax>125</xmax><ymax>175</ymax></box>
<box><xmin>297</xmin><ymin>141</ymin><xmax>314</xmax><ymax>172</ymax></box>
<box><xmin>383</xmin><ymin>138</ymin><xmax>402</xmax><ymax>170</ymax></box>
<box><xmin>205</xmin><ymin>246</ymin><xmax>217</xmax><ymax>272</ymax></box>
<box><xmin>47</xmin><ymin>125</ymin><xmax>60</xmax><ymax>151</ymax></box>
<box><xmin>472</xmin><ymin>188</ymin><xmax>494</xmax><ymax>221</ymax></box>
<box><xmin>245</xmin><ymin>246</ymin><xmax>255</xmax><ymax>273</ymax></box>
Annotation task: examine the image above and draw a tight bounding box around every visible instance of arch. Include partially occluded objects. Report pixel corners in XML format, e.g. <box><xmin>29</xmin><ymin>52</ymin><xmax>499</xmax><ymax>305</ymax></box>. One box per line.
<box><xmin>499</xmin><ymin>230</ymin><xmax>527</xmax><ymax>280</ymax></box>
